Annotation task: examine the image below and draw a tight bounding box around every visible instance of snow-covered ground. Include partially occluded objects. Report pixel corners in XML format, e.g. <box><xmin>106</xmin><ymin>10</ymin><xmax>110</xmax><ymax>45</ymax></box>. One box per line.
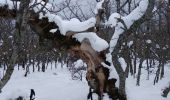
<box><xmin>0</xmin><ymin>62</ymin><xmax>170</xmax><ymax>100</ymax></box>
<box><xmin>126</xmin><ymin>62</ymin><xmax>170</xmax><ymax>100</ymax></box>
<box><xmin>0</xmin><ymin>64</ymin><xmax>89</xmax><ymax>100</ymax></box>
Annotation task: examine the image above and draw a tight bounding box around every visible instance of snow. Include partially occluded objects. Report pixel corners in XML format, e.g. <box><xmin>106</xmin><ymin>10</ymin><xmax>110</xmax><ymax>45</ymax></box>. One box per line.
<box><xmin>0</xmin><ymin>39</ymin><xmax>3</xmax><ymax>46</ymax></box>
<box><xmin>49</xmin><ymin>28</ymin><xmax>58</xmax><ymax>33</ymax></box>
<box><xmin>106</xmin><ymin>0</ymin><xmax>149</xmax><ymax>78</ymax></box>
<box><xmin>107</xmin><ymin>13</ymin><xmax>121</xmax><ymax>28</ymax></box>
<box><xmin>118</xmin><ymin>57</ymin><xmax>127</xmax><ymax>72</ymax></box>
<box><xmin>163</xmin><ymin>47</ymin><xmax>167</xmax><ymax>50</ymax></box>
<box><xmin>126</xmin><ymin>63</ymin><xmax>170</xmax><ymax>100</ymax></box>
<box><xmin>40</xmin><ymin>13</ymin><xmax>96</xmax><ymax>35</ymax></box>
<box><xmin>94</xmin><ymin>0</ymin><xmax>104</xmax><ymax>14</ymax></box>
<box><xmin>156</xmin><ymin>44</ymin><xmax>160</xmax><ymax>48</ymax></box>
<box><xmin>128</xmin><ymin>41</ymin><xmax>133</xmax><ymax>47</ymax></box>
<box><xmin>59</xmin><ymin>18</ymin><xmax>96</xmax><ymax>35</ymax></box>
<box><xmin>32</xmin><ymin>0</ymin><xmax>96</xmax><ymax>35</ymax></box>
<box><xmin>123</xmin><ymin>0</ymin><xmax>149</xmax><ymax>28</ymax></box>
<box><xmin>103</xmin><ymin>53</ymin><xmax>119</xmax><ymax>80</ymax></box>
<box><xmin>32</xmin><ymin>0</ymin><xmax>108</xmax><ymax>52</ymax></box>
<box><xmin>0</xmin><ymin>64</ymin><xmax>89</xmax><ymax>100</ymax></box>
<box><xmin>0</xmin><ymin>0</ymin><xmax>96</xmax><ymax>36</ymax></box>
<box><xmin>105</xmin><ymin>53</ymin><xmax>112</xmax><ymax>63</ymax></box>
<box><xmin>0</xmin><ymin>0</ymin><xmax>109</xmax><ymax>52</ymax></box>
<box><xmin>0</xmin><ymin>0</ymin><xmax>169</xmax><ymax>99</ymax></box>
<box><xmin>109</xmin><ymin>22</ymin><xmax>124</xmax><ymax>52</ymax></box>
<box><xmin>102</xmin><ymin>53</ymin><xmax>120</xmax><ymax>80</ymax></box>
<box><xmin>8</xmin><ymin>36</ymin><xmax>13</xmax><ymax>39</ymax></box>
<box><xmin>73</xmin><ymin>59</ymin><xmax>86</xmax><ymax>68</ymax></box>
<box><xmin>0</xmin><ymin>0</ymin><xmax>20</xmax><ymax>9</ymax></box>
<box><xmin>101</xmin><ymin>62</ymin><xmax>119</xmax><ymax>81</ymax></box>
<box><xmin>146</xmin><ymin>39</ymin><xmax>152</xmax><ymax>44</ymax></box>
<box><xmin>73</xmin><ymin>32</ymin><xmax>109</xmax><ymax>52</ymax></box>
<box><xmin>0</xmin><ymin>62</ymin><xmax>170</xmax><ymax>100</ymax></box>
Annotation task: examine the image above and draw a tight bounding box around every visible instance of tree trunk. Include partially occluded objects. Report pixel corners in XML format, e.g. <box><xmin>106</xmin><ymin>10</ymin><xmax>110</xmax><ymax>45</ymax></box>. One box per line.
<box><xmin>33</xmin><ymin>58</ymin><xmax>35</xmax><ymax>72</ymax></box>
<box><xmin>136</xmin><ymin>58</ymin><xmax>144</xmax><ymax>86</ymax></box>
<box><xmin>112</xmin><ymin>55</ymin><xmax>127</xmax><ymax>100</ymax></box>
<box><xmin>55</xmin><ymin>60</ymin><xmax>57</xmax><ymax>69</ymax></box>
<box><xmin>51</xmin><ymin>61</ymin><xmax>53</xmax><ymax>70</ymax></box>
<box><xmin>0</xmin><ymin>46</ymin><xmax>17</xmax><ymax>92</ymax></box>
<box><xmin>42</xmin><ymin>62</ymin><xmax>46</xmax><ymax>72</ymax></box>
<box><xmin>146</xmin><ymin>58</ymin><xmax>150</xmax><ymax>80</ymax></box>
<box><xmin>154</xmin><ymin>61</ymin><xmax>161</xmax><ymax>85</ymax></box>
<box><xmin>0</xmin><ymin>0</ymin><xmax>30</xmax><ymax>92</ymax></box>
<box><xmin>133</xmin><ymin>37</ymin><xmax>137</xmax><ymax>78</ymax></box>
<box><xmin>167</xmin><ymin>0</ymin><xmax>170</xmax><ymax>35</ymax></box>
<box><xmin>116</xmin><ymin>0</ymin><xmax>120</xmax><ymax>13</ymax></box>
<box><xmin>37</xmin><ymin>61</ymin><xmax>40</xmax><ymax>72</ymax></box>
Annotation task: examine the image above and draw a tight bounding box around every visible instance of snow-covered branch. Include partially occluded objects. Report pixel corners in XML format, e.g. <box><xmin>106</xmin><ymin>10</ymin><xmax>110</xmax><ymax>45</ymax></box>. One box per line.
<box><xmin>73</xmin><ymin>32</ymin><xmax>108</xmax><ymax>52</ymax></box>
<box><xmin>109</xmin><ymin>0</ymin><xmax>150</xmax><ymax>53</ymax></box>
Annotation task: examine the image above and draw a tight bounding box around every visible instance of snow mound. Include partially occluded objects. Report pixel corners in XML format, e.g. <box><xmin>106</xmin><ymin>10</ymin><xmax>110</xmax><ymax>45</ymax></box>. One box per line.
<box><xmin>74</xmin><ymin>59</ymin><xmax>86</xmax><ymax>69</ymax></box>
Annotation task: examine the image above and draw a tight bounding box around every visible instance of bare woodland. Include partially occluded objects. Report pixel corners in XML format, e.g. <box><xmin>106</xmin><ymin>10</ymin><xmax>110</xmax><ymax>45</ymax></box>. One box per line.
<box><xmin>0</xmin><ymin>0</ymin><xmax>170</xmax><ymax>100</ymax></box>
